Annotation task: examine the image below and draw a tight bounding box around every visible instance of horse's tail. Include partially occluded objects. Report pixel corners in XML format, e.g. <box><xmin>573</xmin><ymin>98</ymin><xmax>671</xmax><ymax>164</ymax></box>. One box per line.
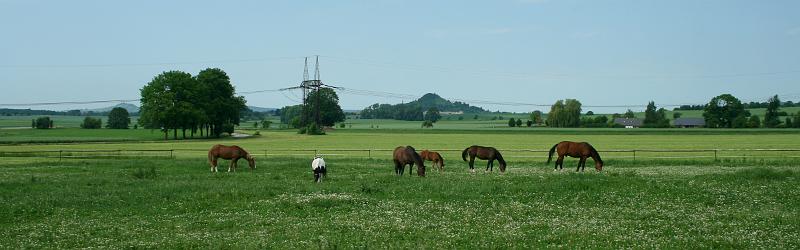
<box><xmin>547</xmin><ymin>143</ymin><xmax>559</xmax><ymax>163</ymax></box>
<box><xmin>462</xmin><ymin>147</ymin><xmax>469</xmax><ymax>162</ymax></box>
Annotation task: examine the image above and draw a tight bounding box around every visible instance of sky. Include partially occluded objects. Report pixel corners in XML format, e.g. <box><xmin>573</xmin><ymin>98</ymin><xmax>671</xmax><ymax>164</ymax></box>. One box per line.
<box><xmin>1</xmin><ymin>0</ymin><xmax>799</xmax><ymax>113</ymax></box>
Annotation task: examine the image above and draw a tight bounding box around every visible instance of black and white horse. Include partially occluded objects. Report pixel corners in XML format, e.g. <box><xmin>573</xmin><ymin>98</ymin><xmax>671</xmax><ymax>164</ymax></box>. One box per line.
<box><xmin>312</xmin><ymin>157</ymin><xmax>327</xmax><ymax>182</ymax></box>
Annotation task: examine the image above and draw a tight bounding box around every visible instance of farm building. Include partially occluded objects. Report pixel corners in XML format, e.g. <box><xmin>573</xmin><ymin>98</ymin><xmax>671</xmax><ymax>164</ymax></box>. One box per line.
<box><xmin>613</xmin><ymin>118</ymin><xmax>643</xmax><ymax>128</ymax></box>
<box><xmin>674</xmin><ymin>118</ymin><xmax>706</xmax><ymax>128</ymax></box>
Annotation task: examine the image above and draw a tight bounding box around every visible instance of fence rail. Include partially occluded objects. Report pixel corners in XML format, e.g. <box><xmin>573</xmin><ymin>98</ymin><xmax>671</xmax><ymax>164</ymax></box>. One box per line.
<box><xmin>2</xmin><ymin>148</ymin><xmax>799</xmax><ymax>161</ymax></box>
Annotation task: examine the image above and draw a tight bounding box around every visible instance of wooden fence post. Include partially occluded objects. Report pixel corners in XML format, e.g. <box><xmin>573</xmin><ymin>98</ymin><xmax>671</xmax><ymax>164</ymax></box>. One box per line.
<box><xmin>633</xmin><ymin>150</ymin><xmax>636</xmax><ymax>162</ymax></box>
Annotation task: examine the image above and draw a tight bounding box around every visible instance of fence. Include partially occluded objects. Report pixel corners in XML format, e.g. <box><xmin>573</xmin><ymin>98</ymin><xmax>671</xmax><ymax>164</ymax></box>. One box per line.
<box><xmin>1</xmin><ymin>148</ymin><xmax>799</xmax><ymax>161</ymax></box>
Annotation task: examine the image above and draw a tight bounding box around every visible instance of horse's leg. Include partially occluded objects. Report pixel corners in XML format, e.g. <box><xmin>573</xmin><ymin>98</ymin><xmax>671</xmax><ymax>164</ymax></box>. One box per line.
<box><xmin>485</xmin><ymin>159</ymin><xmax>491</xmax><ymax>172</ymax></box>
<box><xmin>469</xmin><ymin>156</ymin><xmax>476</xmax><ymax>173</ymax></box>
<box><xmin>556</xmin><ymin>155</ymin><xmax>565</xmax><ymax>171</ymax></box>
<box><xmin>409</xmin><ymin>162</ymin><xmax>414</xmax><ymax>175</ymax></box>
<box><xmin>577</xmin><ymin>157</ymin><xmax>584</xmax><ymax>172</ymax></box>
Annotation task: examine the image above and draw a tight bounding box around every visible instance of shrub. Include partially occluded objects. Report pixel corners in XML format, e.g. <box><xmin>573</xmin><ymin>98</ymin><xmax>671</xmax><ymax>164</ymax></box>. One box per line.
<box><xmin>221</xmin><ymin>123</ymin><xmax>235</xmax><ymax>135</ymax></box>
<box><xmin>80</xmin><ymin>117</ymin><xmax>102</xmax><ymax>129</ymax></box>
<box><xmin>34</xmin><ymin>117</ymin><xmax>52</xmax><ymax>129</ymax></box>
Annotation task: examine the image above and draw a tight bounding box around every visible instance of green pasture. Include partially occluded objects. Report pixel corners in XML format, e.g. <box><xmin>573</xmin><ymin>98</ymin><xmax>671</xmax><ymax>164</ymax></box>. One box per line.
<box><xmin>0</xmin><ymin>115</ymin><xmax>140</xmax><ymax>129</ymax></box>
<box><xmin>0</xmin><ymin>157</ymin><xmax>798</xmax><ymax>248</ymax></box>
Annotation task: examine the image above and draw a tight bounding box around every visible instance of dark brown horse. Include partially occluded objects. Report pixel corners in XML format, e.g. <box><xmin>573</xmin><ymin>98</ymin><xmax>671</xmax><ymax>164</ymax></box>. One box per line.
<box><xmin>393</xmin><ymin>146</ymin><xmax>426</xmax><ymax>177</ymax></box>
<box><xmin>419</xmin><ymin>150</ymin><xmax>445</xmax><ymax>172</ymax></box>
<box><xmin>462</xmin><ymin>145</ymin><xmax>506</xmax><ymax>173</ymax></box>
<box><xmin>547</xmin><ymin>141</ymin><xmax>603</xmax><ymax>172</ymax></box>
<box><xmin>208</xmin><ymin>144</ymin><xmax>256</xmax><ymax>172</ymax></box>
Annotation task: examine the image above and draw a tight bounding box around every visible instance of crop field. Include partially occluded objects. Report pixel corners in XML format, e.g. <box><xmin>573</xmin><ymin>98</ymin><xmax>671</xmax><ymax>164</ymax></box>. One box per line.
<box><xmin>1</xmin><ymin>128</ymin><xmax>800</xmax><ymax>248</ymax></box>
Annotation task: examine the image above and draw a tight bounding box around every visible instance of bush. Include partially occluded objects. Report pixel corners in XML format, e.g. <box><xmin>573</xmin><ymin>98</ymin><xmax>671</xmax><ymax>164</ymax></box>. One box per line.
<box><xmin>106</xmin><ymin>107</ymin><xmax>130</xmax><ymax>129</ymax></box>
<box><xmin>299</xmin><ymin>123</ymin><xmax>325</xmax><ymax>135</ymax></box>
<box><xmin>221</xmin><ymin>123</ymin><xmax>235</xmax><ymax>135</ymax></box>
<box><xmin>80</xmin><ymin>117</ymin><xmax>102</xmax><ymax>129</ymax></box>
<box><xmin>422</xmin><ymin>120</ymin><xmax>434</xmax><ymax>128</ymax></box>
<box><xmin>34</xmin><ymin>117</ymin><xmax>52</xmax><ymax>129</ymax></box>
<box><xmin>339</xmin><ymin>123</ymin><xmax>346</xmax><ymax>128</ymax></box>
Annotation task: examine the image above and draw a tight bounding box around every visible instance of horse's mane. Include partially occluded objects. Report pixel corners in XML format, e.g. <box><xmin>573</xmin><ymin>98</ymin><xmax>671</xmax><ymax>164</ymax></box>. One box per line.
<box><xmin>585</xmin><ymin>143</ymin><xmax>602</xmax><ymax>164</ymax></box>
<box><xmin>494</xmin><ymin>148</ymin><xmax>506</xmax><ymax>165</ymax></box>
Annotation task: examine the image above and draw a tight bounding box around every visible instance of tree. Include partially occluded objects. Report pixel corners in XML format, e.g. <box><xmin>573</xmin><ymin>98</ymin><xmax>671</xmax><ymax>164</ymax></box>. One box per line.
<box><xmin>763</xmin><ymin>95</ymin><xmax>781</xmax><ymax>128</ymax></box>
<box><xmin>139</xmin><ymin>71</ymin><xmax>202</xmax><ymax>139</ymax></box>
<box><xmin>546</xmin><ymin>100</ymin><xmax>565</xmax><ymax>127</ymax></box>
<box><xmin>643</xmin><ymin>102</ymin><xmax>670</xmax><ymax>128</ymax></box>
<box><xmin>747</xmin><ymin>115</ymin><xmax>761</xmax><ymax>128</ymax></box>
<box><xmin>106</xmin><ymin>107</ymin><xmax>130</xmax><ymax>129</ymax></box>
<box><xmin>80</xmin><ymin>117</ymin><xmax>102</xmax><ymax>129</ymax></box>
<box><xmin>516</xmin><ymin>118</ymin><xmax>523</xmax><ymax>127</ymax></box>
<box><xmin>703</xmin><ymin>94</ymin><xmax>747</xmax><ymax>128</ymax></box>
<box><xmin>422</xmin><ymin>120</ymin><xmax>434</xmax><ymax>128</ymax></box>
<box><xmin>526</xmin><ymin>120</ymin><xmax>533</xmax><ymax>127</ymax></box>
<box><xmin>794</xmin><ymin>112</ymin><xmax>800</xmax><ymax>128</ymax></box>
<box><xmin>673</xmin><ymin>112</ymin><xmax>683</xmax><ymax>119</ymax></box>
<box><xmin>586</xmin><ymin>111</ymin><xmax>594</xmax><ymax>115</ymax></box>
<box><xmin>623</xmin><ymin>109</ymin><xmax>636</xmax><ymax>118</ymax></box>
<box><xmin>547</xmin><ymin>99</ymin><xmax>581</xmax><ymax>127</ymax></box>
<box><xmin>508</xmin><ymin>117</ymin><xmax>516</xmax><ymax>127</ymax></box>
<box><xmin>196</xmin><ymin>68</ymin><xmax>246</xmax><ymax>138</ymax></box>
<box><xmin>261</xmin><ymin>119</ymin><xmax>272</xmax><ymax>129</ymax></box>
<box><xmin>530</xmin><ymin>110</ymin><xmax>543</xmax><ymax>125</ymax></box>
<box><xmin>34</xmin><ymin>117</ymin><xmax>52</xmax><ymax>129</ymax></box>
<box><xmin>303</xmin><ymin>88</ymin><xmax>345</xmax><ymax>128</ymax></box>
<box><xmin>424</xmin><ymin>107</ymin><xmax>441</xmax><ymax>123</ymax></box>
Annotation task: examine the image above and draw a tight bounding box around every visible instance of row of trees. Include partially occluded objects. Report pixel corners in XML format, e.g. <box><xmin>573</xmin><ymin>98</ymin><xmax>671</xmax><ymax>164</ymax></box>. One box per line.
<box><xmin>703</xmin><ymin>94</ymin><xmax>793</xmax><ymax>128</ymax></box>
<box><xmin>138</xmin><ymin>68</ymin><xmax>246</xmax><ymax>139</ymax></box>
<box><xmin>78</xmin><ymin>107</ymin><xmax>132</xmax><ymax>129</ymax></box>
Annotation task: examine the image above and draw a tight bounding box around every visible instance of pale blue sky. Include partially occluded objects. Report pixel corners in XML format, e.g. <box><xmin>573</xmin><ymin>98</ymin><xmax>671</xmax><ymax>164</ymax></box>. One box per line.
<box><xmin>1</xmin><ymin>0</ymin><xmax>799</xmax><ymax>113</ymax></box>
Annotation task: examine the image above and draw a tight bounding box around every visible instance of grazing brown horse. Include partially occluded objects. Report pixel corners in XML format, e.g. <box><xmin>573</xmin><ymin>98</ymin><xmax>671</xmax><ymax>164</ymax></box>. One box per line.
<box><xmin>419</xmin><ymin>150</ymin><xmax>445</xmax><ymax>172</ymax></box>
<box><xmin>207</xmin><ymin>144</ymin><xmax>256</xmax><ymax>172</ymax></box>
<box><xmin>547</xmin><ymin>141</ymin><xmax>603</xmax><ymax>172</ymax></box>
<box><xmin>392</xmin><ymin>146</ymin><xmax>426</xmax><ymax>177</ymax></box>
<box><xmin>462</xmin><ymin>145</ymin><xmax>506</xmax><ymax>173</ymax></box>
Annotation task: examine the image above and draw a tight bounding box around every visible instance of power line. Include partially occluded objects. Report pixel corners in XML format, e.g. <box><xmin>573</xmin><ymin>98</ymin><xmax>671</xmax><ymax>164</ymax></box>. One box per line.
<box><xmin>0</xmin><ymin>56</ymin><xmax>302</xmax><ymax>69</ymax></box>
<box><xmin>322</xmin><ymin>55</ymin><xmax>800</xmax><ymax>80</ymax></box>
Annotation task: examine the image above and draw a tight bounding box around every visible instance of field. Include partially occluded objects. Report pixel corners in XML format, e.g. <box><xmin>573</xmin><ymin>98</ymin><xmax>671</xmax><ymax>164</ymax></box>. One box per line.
<box><xmin>1</xmin><ymin>126</ymin><xmax>800</xmax><ymax>248</ymax></box>
<box><xmin>1</xmin><ymin>156</ymin><xmax>798</xmax><ymax>248</ymax></box>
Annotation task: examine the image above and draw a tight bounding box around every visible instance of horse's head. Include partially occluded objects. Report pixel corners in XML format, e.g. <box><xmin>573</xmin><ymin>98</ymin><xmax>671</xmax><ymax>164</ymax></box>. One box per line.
<box><xmin>246</xmin><ymin>155</ymin><xmax>256</xmax><ymax>169</ymax></box>
<box><xmin>499</xmin><ymin>161</ymin><xmax>507</xmax><ymax>173</ymax></box>
<box><xmin>595</xmin><ymin>160</ymin><xmax>603</xmax><ymax>171</ymax></box>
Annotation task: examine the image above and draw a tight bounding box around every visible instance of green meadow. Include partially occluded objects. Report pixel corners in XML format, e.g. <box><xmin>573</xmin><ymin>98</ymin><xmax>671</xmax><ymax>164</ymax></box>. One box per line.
<box><xmin>1</xmin><ymin>122</ymin><xmax>800</xmax><ymax>248</ymax></box>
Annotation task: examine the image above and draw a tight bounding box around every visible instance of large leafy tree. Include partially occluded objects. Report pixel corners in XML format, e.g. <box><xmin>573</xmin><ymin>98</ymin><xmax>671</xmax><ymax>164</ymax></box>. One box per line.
<box><xmin>424</xmin><ymin>107</ymin><xmax>441</xmax><ymax>122</ymax></box>
<box><xmin>303</xmin><ymin>88</ymin><xmax>345</xmax><ymax>127</ymax></box>
<box><xmin>703</xmin><ymin>94</ymin><xmax>747</xmax><ymax>128</ymax></box>
<box><xmin>763</xmin><ymin>95</ymin><xmax>781</xmax><ymax>128</ymax></box>
<box><xmin>530</xmin><ymin>110</ymin><xmax>543</xmax><ymax>125</ymax></box>
<box><xmin>643</xmin><ymin>101</ymin><xmax>670</xmax><ymax>128</ymax></box>
<box><xmin>139</xmin><ymin>71</ymin><xmax>205</xmax><ymax>139</ymax></box>
<box><xmin>106</xmin><ymin>107</ymin><xmax>130</xmax><ymax>129</ymax></box>
<box><xmin>196</xmin><ymin>68</ymin><xmax>246</xmax><ymax>137</ymax></box>
<box><xmin>548</xmin><ymin>99</ymin><xmax>582</xmax><ymax>127</ymax></box>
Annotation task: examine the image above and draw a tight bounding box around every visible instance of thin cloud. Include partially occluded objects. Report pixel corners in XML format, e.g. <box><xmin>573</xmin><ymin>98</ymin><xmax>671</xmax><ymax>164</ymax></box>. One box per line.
<box><xmin>516</xmin><ymin>0</ymin><xmax>550</xmax><ymax>4</ymax></box>
<box><xmin>787</xmin><ymin>27</ymin><xmax>800</xmax><ymax>37</ymax></box>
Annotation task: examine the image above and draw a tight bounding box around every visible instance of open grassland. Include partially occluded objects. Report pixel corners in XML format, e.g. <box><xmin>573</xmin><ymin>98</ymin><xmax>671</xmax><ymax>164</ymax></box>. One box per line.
<box><xmin>0</xmin><ymin>157</ymin><xmax>798</xmax><ymax>248</ymax></box>
<box><xmin>0</xmin><ymin>115</ymin><xmax>141</xmax><ymax>129</ymax></box>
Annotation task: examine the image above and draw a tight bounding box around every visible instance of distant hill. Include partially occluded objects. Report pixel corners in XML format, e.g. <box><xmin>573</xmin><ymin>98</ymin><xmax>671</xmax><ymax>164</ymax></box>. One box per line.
<box><xmin>83</xmin><ymin>103</ymin><xmax>139</xmax><ymax>114</ymax></box>
<box><xmin>411</xmin><ymin>93</ymin><xmax>486</xmax><ymax>113</ymax></box>
<box><xmin>247</xmin><ymin>106</ymin><xmax>276</xmax><ymax>113</ymax></box>
<box><xmin>359</xmin><ymin>93</ymin><xmax>486</xmax><ymax>120</ymax></box>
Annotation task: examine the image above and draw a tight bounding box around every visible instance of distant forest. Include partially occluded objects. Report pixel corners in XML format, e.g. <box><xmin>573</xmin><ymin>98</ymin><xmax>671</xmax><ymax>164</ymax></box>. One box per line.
<box><xmin>0</xmin><ymin>108</ymin><xmax>133</xmax><ymax>117</ymax></box>
<box><xmin>359</xmin><ymin>93</ymin><xmax>485</xmax><ymax>121</ymax></box>
<box><xmin>674</xmin><ymin>101</ymin><xmax>800</xmax><ymax>111</ymax></box>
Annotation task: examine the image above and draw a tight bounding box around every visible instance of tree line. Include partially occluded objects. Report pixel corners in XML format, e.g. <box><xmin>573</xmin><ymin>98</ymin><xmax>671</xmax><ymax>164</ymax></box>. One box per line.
<box><xmin>138</xmin><ymin>68</ymin><xmax>246</xmax><ymax>139</ymax></box>
<box><xmin>537</xmin><ymin>94</ymin><xmax>800</xmax><ymax>128</ymax></box>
